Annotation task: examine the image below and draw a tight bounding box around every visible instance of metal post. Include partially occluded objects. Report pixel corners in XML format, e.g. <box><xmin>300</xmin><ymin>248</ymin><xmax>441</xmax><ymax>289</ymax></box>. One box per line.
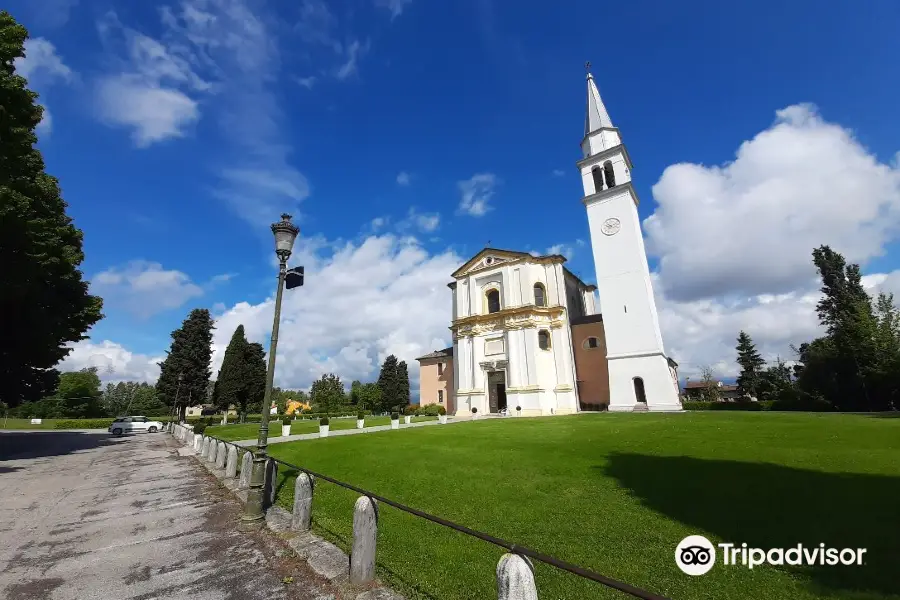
<box><xmin>243</xmin><ymin>257</ymin><xmax>288</xmax><ymax>523</ymax></box>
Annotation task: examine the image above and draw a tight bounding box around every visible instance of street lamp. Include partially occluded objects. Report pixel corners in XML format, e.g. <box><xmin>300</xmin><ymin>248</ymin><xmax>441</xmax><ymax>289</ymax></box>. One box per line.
<box><xmin>243</xmin><ymin>213</ymin><xmax>301</xmax><ymax>524</ymax></box>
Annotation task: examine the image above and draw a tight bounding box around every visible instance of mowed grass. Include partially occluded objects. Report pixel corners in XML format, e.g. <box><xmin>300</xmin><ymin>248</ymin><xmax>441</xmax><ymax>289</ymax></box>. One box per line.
<box><xmin>1</xmin><ymin>418</ymin><xmax>73</xmax><ymax>429</ymax></box>
<box><xmin>264</xmin><ymin>413</ymin><xmax>900</xmax><ymax>600</ymax></box>
<box><xmin>207</xmin><ymin>415</ymin><xmax>437</xmax><ymax>441</ymax></box>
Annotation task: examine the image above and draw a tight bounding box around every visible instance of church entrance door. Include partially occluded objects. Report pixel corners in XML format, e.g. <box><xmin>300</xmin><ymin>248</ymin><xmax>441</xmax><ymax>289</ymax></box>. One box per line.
<box><xmin>487</xmin><ymin>371</ymin><xmax>507</xmax><ymax>413</ymax></box>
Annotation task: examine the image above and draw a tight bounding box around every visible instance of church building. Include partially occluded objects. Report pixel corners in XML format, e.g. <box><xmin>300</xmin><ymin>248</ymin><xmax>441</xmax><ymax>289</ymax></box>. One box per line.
<box><xmin>417</xmin><ymin>68</ymin><xmax>682</xmax><ymax>415</ymax></box>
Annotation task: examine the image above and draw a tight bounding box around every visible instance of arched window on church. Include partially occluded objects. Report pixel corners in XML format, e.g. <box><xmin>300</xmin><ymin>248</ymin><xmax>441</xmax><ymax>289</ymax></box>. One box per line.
<box><xmin>486</xmin><ymin>288</ymin><xmax>501</xmax><ymax>314</ymax></box>
<box><xmin>603</xmin><ymin>161</ymin><xmax>616</xmax><ymax>188</ymax></box>
<box><xmin>538</xmin><ymin>330</ymin><xmax>551</xmax><ymax>350</ymax></box>
<box><xmin>633</xmin><ymin>377</ymin><xmax>647</xmax><ymax>403</ymax></box>
<box><xmin>591</xmin><ymin>166</ymin><xmax>604</xmax><ymax>193</ymax></box>
<box><xmin>583</xmin><ymin>337</ymin><xmax>601</xmax><ymax>350</ymax></box>
<box><xmin>533</xmin><ymin>283</ymin><xmax>546</xmax><ymax>307</ymax></box>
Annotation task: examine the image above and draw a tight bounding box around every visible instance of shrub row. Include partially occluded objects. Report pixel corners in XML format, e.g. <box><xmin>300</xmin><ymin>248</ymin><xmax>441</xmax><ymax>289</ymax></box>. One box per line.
<box><xmin>54</xmin><ymin>418</ymin><xmax>116</xmax><ymax>429</ymax></box>
<box><xmin>682</xmin><ymin>399</ymin><xmax>835</xmax><ymax>412</ymax></box>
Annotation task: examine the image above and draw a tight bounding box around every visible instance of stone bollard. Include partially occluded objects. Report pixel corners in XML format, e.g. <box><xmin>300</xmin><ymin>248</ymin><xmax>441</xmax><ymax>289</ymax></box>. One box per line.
<box><xmin>496</xmin><ymin>554</ymin><xmax>537</xmax><ymax>600</ymax></box>
<box><xmin>215</xmin><ymin>441</ymin><xmax>227</xmax><ymax>469</ymax></box>
<box><xmin>349</xmin><ymin>496</ymin><xmax>378</xmax><ymax>585</ymax></box>
<box><xmin>207</xmin><ymin>439</ymin><xmax>218</xmax><ymax>464</ymax></box>
<box><xmin>193</xmin><ymin>434</ymin><xmax>202</xmax><ymax>453</ymax></box>
<box><xmin>201</xmin><ymin>437</ymin><xmax>211</xmax><ymax>459</ymax></box>
<box><xmin>225</xmin><ymin>445</ymin><xmax>238</xmax><ymax>478</ymax></box>
<box><xmin>239</xmin><ymin>451</ymin><xmax>253</xmax><ymax>489</ymax></box>
<box><xmin>291</xmin><ymin>473</ymin><xmax>314</xmax><ymax>531</ymax></box>
<box><xmin>264</xmin><ymin>458</ymin><xmax>278</xmax><ymax>508</ymax></box>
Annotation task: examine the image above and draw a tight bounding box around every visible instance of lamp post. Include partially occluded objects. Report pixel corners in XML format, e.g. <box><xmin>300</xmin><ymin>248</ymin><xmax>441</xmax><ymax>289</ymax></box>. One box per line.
<box><xmin>243</xmin><ymin>213</ymin><xmax>300</xmax><ymax>524</ymax></box>
<box><xmin>172</xmin><ymin>373</ymin><xmax>183</xmax><ymax>424</ymax></box>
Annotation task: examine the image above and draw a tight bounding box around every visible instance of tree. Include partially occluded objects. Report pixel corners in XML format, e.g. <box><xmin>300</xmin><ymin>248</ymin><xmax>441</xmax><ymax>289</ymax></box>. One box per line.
<box><xmin>0</xmin><ymin>13</ymin><xmax>104</xmax><ymax>407</ymax></box>
<box><xmin>214</xmin><ymin>325</ymin><xmax>249</xmax><ymax>413</ymax></box>
<box><xmin>103</xmin><ymin>381</ymin><xmax>164</xmax><ymax>417</ymax></box>
<box><xmin>55</xmin><ymin>368</ymin><xmax>103</xmax><ymax>418</ymax></box>
<box><xmin>310</xmin><ymin>373</ymin><xmax>345</xmax><ymax>414</ymax></box>
<box><xmin>397</xmin><ymin>361</ymin><xmax>410</xmax><ymax>408</ymax></box>
<box><xmin>156</xmin><ymin>308</ymin><xmax>214</xmax><ymax>420</ymax></box>
<box><xmin>699</xmin><ymin>366</ymin><xmax>720</xmax><ymax>402</ymax></box>
<box><xmin>243</xmin><ymin>342</ymin><xmax>267</xmax><ymax>419</ymax></box>
<box><xmin>349</xmin><ymin>380</ymin><xmax>362</xmax><ymax>404</ymax></box>
<box><xmin>354</xmin><ymin>383</ymin><xmax>382</xmax><ymax>411</ymax></box>
<box><xmin>735</xmin><ymin>331</ymin><xmax>765</xmax><ymax>399</ymax></box>
<box><xmin>212</xmin><ymin>326</ymin><xmax>266</xmax><ymax>421</ymax></box>
<box><xmin>377</xmin><ymin>355</ymin><xmax>402</xmax><ymax>412</ymax></box>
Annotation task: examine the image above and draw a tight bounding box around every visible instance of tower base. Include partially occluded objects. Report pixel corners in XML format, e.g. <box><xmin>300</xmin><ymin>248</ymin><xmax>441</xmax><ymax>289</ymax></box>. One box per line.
<box><xmin>606</xmin><ymin>352</ymin><xmax>683</xmax><ymax>412</ymax></box>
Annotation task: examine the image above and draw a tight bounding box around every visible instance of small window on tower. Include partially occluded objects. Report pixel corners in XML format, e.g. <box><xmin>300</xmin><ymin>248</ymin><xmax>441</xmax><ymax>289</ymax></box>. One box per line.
<box><xmin>583</xmin><ymin>337</ymin><xmax>601</xmax><ymax>350</ymax></box>
<box><xmin>486</xmin><ymin>289</ymin><xmax>501</xmax><ymax>314</ymax></box>
<box><xmin>438</xmin><ymin>362</ymin><xmax>444</xmax><ymax>375</ymax></box>
<box><xmin>533</xmin><ymin>283</ymin><xmax>546</xmax><ymax>307</ymax></box>
<box><xmin>603</xmin><ymin>161</ymin><xmax>616</xmax><ymax>188</ymax></box>
<box><xmin>591</xmin><ymin>166</ymin><xmax>604</xmax><ymax>193</ymax></box>
<box><xmin>538</xmin><ymin>330</ymin><xmax>551</xmax><ymax>351</ymax></box>
<box><xmin>438</xmin><ymin>390</ymin><xmax>444</xmax><ymax>404</ymax></box>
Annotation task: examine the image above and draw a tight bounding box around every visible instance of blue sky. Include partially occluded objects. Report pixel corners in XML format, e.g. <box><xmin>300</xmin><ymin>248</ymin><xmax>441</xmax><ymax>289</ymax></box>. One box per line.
<box><xmin>10</xmin><ymin>0</ymin><xmax>900</xmax><ymax>390</ymax></box>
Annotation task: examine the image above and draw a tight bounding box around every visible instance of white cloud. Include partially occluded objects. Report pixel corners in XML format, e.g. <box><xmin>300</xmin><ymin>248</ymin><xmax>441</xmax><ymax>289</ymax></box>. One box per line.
<box><xmin>396</xmin><ymin>171</ymin><xmax>411</xmax><ymax>186</ymax></box>
<box><xmin>209</xmin><ymin>234</ymin><xmax>461</xmax><ymax>392</ymax></box>
<box><xmin>335</xmin><ymin>39</ymin><xmax>370</xmax><ymax>80</ymax></box>
<box><xmin>296</xmin><ymin>76</ymin><xmax>317</xmax><ymax>89</ymax></box>
<box><xmin>14</xmin><ymin>38</ymin><xmax>74</xmax><ymax>137</ymax></box>
<box><xmin>645</xmin><ymin>103</ymin><xmax>900</xmax><ymax>303</ymax></box>
<box><xmin>375</xmin><ymin>0</ymin><xmax>413</xmax><ymax>20</ymax></box>
<box><xmin>458</xmin><ymin>173</ymin><xmax>498</xmax><ymax>217</ymax></box>
<box><xmin>15</xmin><ymin>38</ymin><xmax>73</xmax><ymax>84</ymax></box>
<box><xmin>96</xmin><ymin>1</ymin><xmax>309</xmax><ymax>223</ymax></box>
<box><xmin>643</xmin><ymin>104</ymin><xmax>900</xmax><ymax>379</ymax></box>
<box><xmin>26</xmin><ymin>0</ymin><xmax>79</xmax><ymax>30</ymax></box>
<box><xmin>397</xmin><ymin>207</ymin><xmax>440</xmax><ymax>233</ymax></box>
<box><xmin>96</xmin><ymin>75</ymin><xmax>199</xmax><ymax>146</ymax></box>
<box><xmin>61</xmin><ymin>340</ymin><xmax>163</xmax><ymax>383</ymax></box>
<box><xmin>91</xmin><ymin>261</ymin><xmax>205</xmax><ymax>319</ymax></box>
<box><xmin>552</xmin><ymin>169</ymin><xmax>565</xmax><ymax>177</ymax></box>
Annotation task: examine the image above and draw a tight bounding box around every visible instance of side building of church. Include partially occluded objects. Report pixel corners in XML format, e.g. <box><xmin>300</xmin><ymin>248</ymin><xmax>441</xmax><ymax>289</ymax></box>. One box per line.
<box><xmin>417</xmin><ymin>67</ymin><xmax>683</xmax><ymax>415</ymax></box>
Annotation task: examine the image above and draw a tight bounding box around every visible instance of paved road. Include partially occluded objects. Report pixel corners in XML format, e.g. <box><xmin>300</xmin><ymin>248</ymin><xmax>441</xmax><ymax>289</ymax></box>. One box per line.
<box><xmin>0</xmin><ymin>431</ymin><xmax>335</xmax><ymax>600</ymax></box>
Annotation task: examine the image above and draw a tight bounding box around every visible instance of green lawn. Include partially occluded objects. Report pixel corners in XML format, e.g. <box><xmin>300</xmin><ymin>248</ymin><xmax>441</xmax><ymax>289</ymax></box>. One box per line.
<box><xmin>206</xmin><ymin>415</ymin><xmax>437</xmax><ymax>441</ymax></box>
<box><xmin>260</xmin><ymin>412</ymin><xmax>900</xmax><ymax>600</ymax></box>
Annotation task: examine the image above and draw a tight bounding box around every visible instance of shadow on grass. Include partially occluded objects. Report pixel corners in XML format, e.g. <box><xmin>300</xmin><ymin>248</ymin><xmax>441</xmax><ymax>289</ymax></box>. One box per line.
<box><xmin>602</xmin><ymin>453</ymin><xmax>900</xmax><ymax>598</ymax></box>
<box><xmin>0</xmin><ymin>431</ymin><xmax>119</xmax><ymax>461</ymax></box>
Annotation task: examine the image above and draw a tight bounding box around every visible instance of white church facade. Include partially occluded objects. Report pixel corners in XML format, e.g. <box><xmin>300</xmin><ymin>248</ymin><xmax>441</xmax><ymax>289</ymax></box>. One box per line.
<box><xmin>417</xmin><ymin>68</ymin><xmax>682</xmax><ymax>414</ymax></box>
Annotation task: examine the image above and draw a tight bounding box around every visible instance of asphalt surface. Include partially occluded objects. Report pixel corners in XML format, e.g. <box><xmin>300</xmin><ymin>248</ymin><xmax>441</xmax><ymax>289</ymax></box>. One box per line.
<box><xmin>0</xmin><ymin>430</ymin><xmax>336</xmax><ymax>600</ymax></box>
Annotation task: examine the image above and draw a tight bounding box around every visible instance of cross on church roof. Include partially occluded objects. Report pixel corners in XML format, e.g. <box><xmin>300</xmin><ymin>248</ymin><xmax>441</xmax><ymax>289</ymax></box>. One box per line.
<box><xmin>585</xmin><ymin>61</ymin><xmax>591</xmax><ymax>72</ymax></box>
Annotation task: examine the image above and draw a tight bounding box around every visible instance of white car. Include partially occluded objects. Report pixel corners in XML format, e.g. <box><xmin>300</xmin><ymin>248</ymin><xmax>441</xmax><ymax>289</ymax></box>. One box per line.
<box><xmin>108</xmin><ymin>416</ymin><xmax>163</xmax><ymax>436</ymax></box>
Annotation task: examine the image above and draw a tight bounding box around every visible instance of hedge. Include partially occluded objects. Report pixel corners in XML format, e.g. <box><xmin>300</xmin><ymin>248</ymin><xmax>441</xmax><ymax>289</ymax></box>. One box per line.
<box><xmin>682</xmin><ymin>399</ymin><xmax>835</xmax><ymax>412</ymax></box>
<box><xmin>54</xmin><ymin>419</ymin><xmax>116</xmax><ymax>429</ymax></box>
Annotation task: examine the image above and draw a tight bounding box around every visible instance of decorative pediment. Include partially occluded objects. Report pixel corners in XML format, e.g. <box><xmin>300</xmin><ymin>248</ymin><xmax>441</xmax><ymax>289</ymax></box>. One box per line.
<box><xmin>451</xmin><ymin>248</ymin><xmax>532</xmax><ymax>279</ymax></box>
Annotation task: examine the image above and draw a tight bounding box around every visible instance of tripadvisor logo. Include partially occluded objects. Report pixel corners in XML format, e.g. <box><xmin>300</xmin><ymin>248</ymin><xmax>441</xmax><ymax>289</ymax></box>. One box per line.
<box><xmin>675</xmin><ymin>536</ymin><xmax>867</xmax><ymax>576</ymax></box>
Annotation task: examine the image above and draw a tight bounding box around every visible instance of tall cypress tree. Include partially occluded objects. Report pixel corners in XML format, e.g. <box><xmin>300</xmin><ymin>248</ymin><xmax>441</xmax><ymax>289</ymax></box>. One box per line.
<box><xmin>735</xmin><ymin>331</ymin><xmax>765</xmax><ymax>399</ymax></box>
<box><xmin>243</xmin><ymin>341</ymin><xmax>267</xmax><ymax>419</ymax></box>
<box><xmin>397</xmin><ymin>360</ymin><xmax>410</xmax><ymax>408</ymax></box>
<box><xmin>0</xmin><ymin>13</ymin><xmax>103</xmax><ymax>406</ymax></box>
<box><xmin>214</xmin><ymin>325</ymin><xmax>248</xmax><ymax>413</ymax></box>
<box><xmin>377</xmin><ymin>355</ymin><xmax>401</xmax><ymax>412</ymax></box>
<box><xmin>157</xmin><ymin>308</ymin><xmax>214</xmax><ymax>420</ymax></box>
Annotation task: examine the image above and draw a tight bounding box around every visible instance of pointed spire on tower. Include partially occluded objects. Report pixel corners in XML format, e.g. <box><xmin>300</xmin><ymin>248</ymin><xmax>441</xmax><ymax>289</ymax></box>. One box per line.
<box><xmin>584</xmin><ymin>62</ymin><xmax>613</xmax><ymax>136</ymax></box>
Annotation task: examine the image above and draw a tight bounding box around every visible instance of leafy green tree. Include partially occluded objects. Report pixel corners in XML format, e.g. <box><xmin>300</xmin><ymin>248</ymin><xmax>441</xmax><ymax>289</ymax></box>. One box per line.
<box><xmin>310</xmin><ymin>373</ymin><xmax>345</xmax><ymax>415</ymax></box>
<box><xmin>349</xmin><ymin>380</ymin><xmax>362</xmax><ymax>404</ymax></box>
<box><xmin>156</xmin><ymin>308</ymin><xmax>214</xmax><ymax>420</ymax></box>
<box><xmin>377</xmin><ymin>355</ymin><xmax>401</xmax><ymax>413</ymax></box>
<box><xmin>354</xmin><ymin>383</ymin><xmax>382</xmax><ymax>411</ymax></box>
<box><xmin>0</xmin><ymin>13</ymin><xmax>103</xmax><ymax>407</ymax></box>
<box><xmin>735</xmin><ymin>331</ymin><xmax>766</xmax><ymax>399</ymax></box>
<box><xmin>56</xmin><ymin>367</ymin><xmax>103</xmax><ymax>417</ymax></box>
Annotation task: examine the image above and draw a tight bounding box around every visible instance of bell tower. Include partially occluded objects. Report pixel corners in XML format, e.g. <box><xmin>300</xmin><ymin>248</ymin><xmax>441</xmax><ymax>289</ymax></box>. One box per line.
<box><xmin>579</xmin><ymin>66</ymin><xmax>682</xmax><ymax>412</ymax></box>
